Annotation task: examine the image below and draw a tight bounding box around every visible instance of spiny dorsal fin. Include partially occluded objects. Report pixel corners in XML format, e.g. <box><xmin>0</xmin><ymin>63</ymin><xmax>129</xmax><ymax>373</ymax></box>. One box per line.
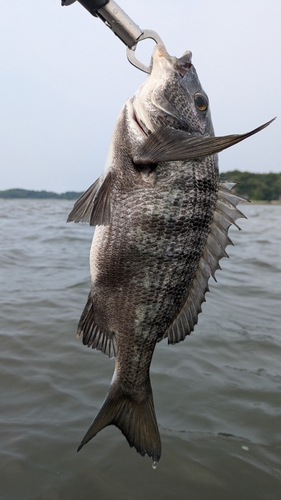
<box><xmin>158</xmin><ymin>180</ymin><xmax>248</xmax><ymax>345</ymax></box>
<box><xmin>67</xmin><ymin>171</ymin><xmax>112</xmax><ymax>226</ymax></box>
<box><xmin>77</xmin><ymin>293</ymin><xmax>116</xmax><ymax>358</ymax></box>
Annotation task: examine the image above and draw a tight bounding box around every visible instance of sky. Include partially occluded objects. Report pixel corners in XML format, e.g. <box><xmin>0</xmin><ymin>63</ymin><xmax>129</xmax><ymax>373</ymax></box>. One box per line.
<box><xmin>1</xmin><ymin>0</ymin><xmax>280</xmax><ymax>192</ymax></box>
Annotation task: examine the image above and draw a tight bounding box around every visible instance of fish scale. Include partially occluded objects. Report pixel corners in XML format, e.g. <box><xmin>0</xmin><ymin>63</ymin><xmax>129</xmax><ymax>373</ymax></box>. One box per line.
<box><xmin>67</xmin><ymin>44</ymin><xmax>274</xmax><ymax>463</ymax></box>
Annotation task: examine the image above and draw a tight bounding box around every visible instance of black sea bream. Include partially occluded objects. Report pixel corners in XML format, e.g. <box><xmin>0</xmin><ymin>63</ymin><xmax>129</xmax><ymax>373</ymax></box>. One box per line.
<box><xmin>68</xmin><ymin>45</ymin><xmax>273</xmax><ymax>465</ymax></box>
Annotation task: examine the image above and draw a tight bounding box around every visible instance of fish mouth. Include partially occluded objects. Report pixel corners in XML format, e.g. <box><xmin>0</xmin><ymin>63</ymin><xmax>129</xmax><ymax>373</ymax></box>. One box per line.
<box><xmin>175</xmin><ymin>50</ymin><xmax>192</xmax><ymax>77</ymax></box>
<box><xmin>153</xmin><ymin>44</ymin><xmax>170</xmax><ymax>59</ymax></box>
<box><xmin>152</xmin><ymin>45</ymin><xmax>192</xmax><ymax>77</ymax></box>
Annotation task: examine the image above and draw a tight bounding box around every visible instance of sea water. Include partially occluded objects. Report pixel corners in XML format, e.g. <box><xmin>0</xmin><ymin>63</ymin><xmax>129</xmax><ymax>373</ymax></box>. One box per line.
<box><xmin>1</xmin><ymin>199</ymin><xmax>281</xmax><ymax>500</ymax></box>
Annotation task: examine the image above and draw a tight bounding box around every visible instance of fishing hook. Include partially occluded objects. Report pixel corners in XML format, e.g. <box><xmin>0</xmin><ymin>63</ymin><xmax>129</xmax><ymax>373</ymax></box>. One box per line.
<box><xmin>62</xmin><ymin>0</ymin><xmax>165</xmax><ymax>73</ymax></box>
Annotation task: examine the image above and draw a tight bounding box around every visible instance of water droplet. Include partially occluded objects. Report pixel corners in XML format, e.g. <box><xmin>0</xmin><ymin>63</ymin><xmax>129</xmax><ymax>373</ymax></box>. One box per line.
<box><xmin>152</xmin><ymin>461</ymin><xmax>158</xmax><ymax>470</ymax></box>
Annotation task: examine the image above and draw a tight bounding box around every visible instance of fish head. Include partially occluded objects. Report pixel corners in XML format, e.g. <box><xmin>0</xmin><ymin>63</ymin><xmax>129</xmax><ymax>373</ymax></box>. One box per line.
<box><xmin>132</xmin><ymin>44</ymin><xmax>214</xmax><ymax>137</ymax></box>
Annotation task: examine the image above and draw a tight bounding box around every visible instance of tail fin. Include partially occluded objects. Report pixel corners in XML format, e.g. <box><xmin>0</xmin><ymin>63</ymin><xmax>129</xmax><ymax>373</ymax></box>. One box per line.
<box><xmin>77</xmin><ymin>382</ymin><xmax>161</xmax><ymax>464</ymax></box>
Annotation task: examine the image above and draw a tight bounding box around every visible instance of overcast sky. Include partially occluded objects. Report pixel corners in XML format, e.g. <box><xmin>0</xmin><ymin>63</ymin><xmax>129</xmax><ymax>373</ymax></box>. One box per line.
<box><xmin>1</xmin><ymin>0</ymin><xmax>280</xmax><ymax>192</ymax></box>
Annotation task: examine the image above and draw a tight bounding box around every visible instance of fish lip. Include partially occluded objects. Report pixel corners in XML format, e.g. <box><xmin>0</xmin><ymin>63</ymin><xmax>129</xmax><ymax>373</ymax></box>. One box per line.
<box><xmin>153</xmin><ymin>44</ymin><xmax>170</xmax><ymax>59</ymax></box>
<box><xmin>175</xmin><ymin>62</ymin><xmax>192</xmax><ymax>78</ymax></box>
<box><xmin>174</xmin><ymin>51</ymin><xmax>193</xmax><ymax>77</ymax></box>
<box><xmin>151</xmin><ymin>45</ymin><xmax>193</xmax><ymax>78</ymax></box>
<box><xmin>150</xmin><ymin>44</ymin><xmax>174</xmax><ymax>72</ymax></box>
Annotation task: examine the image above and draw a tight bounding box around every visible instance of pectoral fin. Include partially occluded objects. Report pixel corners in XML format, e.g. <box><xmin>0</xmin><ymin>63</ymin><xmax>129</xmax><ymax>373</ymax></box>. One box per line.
<box><xmin>133</xmin><ymin>118</ymin><xmax>275</xmax><ymax>165</ymax></box>
<box><xmin>67</xmin><ymin>171</ymin><xmax>112</xmax><ymax>226</ymax></box>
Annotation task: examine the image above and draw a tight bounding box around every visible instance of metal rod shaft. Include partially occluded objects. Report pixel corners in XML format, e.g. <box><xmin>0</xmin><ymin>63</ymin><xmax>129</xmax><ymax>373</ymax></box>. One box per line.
<box><xmin>97</xmin><ymin>0</ymin><xmax>143</xmax><ymax>48</ymax></box>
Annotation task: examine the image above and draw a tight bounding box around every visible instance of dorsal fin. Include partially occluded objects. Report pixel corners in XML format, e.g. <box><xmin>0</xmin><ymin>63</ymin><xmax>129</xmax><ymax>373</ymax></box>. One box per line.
<box><xmin>158</xmin><ymin>181</ymin><xmax>248</xmax><ymax>345</ymax></box>
<box><xmin>67</xmin><ymin>171</ymin><xmax>112</xmax><ymax>226</ymax></box>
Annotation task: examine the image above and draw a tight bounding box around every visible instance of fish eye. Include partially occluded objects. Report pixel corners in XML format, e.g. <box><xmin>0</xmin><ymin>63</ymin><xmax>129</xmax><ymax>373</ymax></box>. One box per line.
<box><xmin>194</xmin><ymin>93</ymin><xmax>208</xmax><ymax>112</ymax></box>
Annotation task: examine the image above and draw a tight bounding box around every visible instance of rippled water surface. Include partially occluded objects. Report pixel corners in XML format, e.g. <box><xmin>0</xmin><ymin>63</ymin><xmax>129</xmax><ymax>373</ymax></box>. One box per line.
<box><xmin>1</xmin><ymin>199</ymin><xmax>281</xmax><ymax>500</ymax></box>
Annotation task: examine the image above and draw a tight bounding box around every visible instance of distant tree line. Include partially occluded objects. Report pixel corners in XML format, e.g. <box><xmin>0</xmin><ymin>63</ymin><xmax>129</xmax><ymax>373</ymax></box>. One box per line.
<box><xmin>220</xmin><ymin>171</ymin><xmax>281</xmax><ymax>201</ymax></box>
<box><xmin>0</xmin><ymin>189</ymin><xmax>82</xmax><ymax>200</ymax></box>
<box><xmin>1</xmin><ymin>172</ymin><xmax>281</xmax><ymax>201</ymax></box>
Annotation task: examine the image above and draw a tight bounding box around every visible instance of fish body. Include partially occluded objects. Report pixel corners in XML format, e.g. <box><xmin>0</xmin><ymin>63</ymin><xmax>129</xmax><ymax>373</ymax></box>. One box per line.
<box><xmin>68</xmin><ymin>45</ymin><xmax>273</xmax><ymax>464</ymax></box>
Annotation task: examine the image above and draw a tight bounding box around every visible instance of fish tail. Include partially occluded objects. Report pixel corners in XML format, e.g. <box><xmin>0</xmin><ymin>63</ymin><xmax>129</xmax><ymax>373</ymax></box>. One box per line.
<box><xmin>77</xmin><ymin>382</ymin><xmax>161</xmax><ymax>464</ymax></box>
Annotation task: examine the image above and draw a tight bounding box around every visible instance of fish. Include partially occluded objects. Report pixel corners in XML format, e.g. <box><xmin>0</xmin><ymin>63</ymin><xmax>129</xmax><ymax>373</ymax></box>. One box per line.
<box><xmin>67</xmin><ymin>44</ymin><xmax>274</xmax><ymax>466</ymax></box>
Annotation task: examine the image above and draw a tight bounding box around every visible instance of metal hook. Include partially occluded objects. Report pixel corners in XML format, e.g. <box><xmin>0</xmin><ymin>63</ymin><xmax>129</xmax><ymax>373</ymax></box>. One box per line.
<box><xmin>126</xmin><ymin>30</ymin><xmax>165</xmax><ymax>74</ymax></box>
<box><xmin>62</xmin><ymin>1</ymin><xmax>165</xmax><ymax>74</ymax></box>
